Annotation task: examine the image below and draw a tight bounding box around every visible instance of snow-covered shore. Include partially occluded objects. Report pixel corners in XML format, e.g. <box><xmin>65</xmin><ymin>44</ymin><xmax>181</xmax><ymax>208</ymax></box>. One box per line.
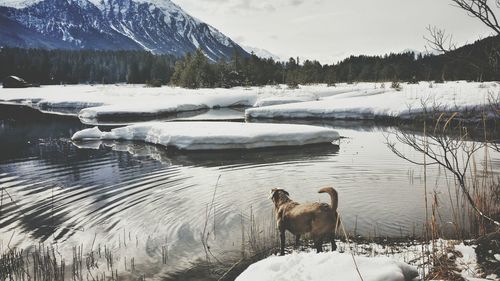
<box><xmin>1</xmin><ymin>82</ymin><xmax>498</xmax><ymax>122</ymax></box>
<box><xmin>71</xmin><ymin>122</ymin><xmax>340</xmax><ymax>150</ymax></box>
<box><xmin>237</xmin><ymin>252</ymin><xmax>418</xmax><ymax>281</ymax></box>
<box><xmin>0</xmin><ymin>84</ymin><xmax>364</xmax><ymax>117</ymax></box>
<box><xmin>236</xmin><ymin>240</ymin><xmax>497</xmax><ymax>281</ymax></box>
<box><xmin>246</xmin><ymin>82</ymin><xmax>500</xmax><ymax>120</ymax></box>
<box><xmin>0</xmin><ymin>85</ymin><xmax>258</xmax><ymax>119</ymax></box>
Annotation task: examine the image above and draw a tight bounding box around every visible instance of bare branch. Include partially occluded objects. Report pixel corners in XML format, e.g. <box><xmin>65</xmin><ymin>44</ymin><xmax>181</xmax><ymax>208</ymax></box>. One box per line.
<box><xmin>424</xmin><ymin>26</ymin><xmax>457</xmax><ymax>53</ymax></box>
<box><xmin>387</xmin><ymin>120</ymin><xmax>500</xmax><ymax>228</ymax></box>
<box><xmin>451</xmin><ymin>0</ymin><xmax>500</xmax><ymax>35</ymax></box>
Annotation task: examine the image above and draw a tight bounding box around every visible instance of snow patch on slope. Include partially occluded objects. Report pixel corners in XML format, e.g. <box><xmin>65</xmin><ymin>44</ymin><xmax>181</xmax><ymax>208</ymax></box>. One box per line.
<box><xmin>0</xmin><ymin>0</ymin><xmax>42</xmax><ymax>8</ymax></box>
<box><xmin>243</xmin><ymin>45</ymin><xmax>281</xmax><ymax>61</ymax></box>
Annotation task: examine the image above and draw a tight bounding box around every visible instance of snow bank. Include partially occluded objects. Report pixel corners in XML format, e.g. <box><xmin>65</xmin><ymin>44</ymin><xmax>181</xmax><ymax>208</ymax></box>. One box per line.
<box><xmin>3</xmin><ymin>82</ymin><xmax>498</xmax><ymax>122</ymax></box>
<box><xmin>0</xmin><ymin>85</ymin><xmax>257</xmax><ymax>119</ymax></box>
<box><xmin>71</xmin><ymin>122</ymin><xmax>340</xmax><ymax>150</ymax></box>
<box><xmin>246</xmin><ymin>82</ymin><xmax>500</xmax><ymax>120</ymax></box>
<box><xmin>252</xmin><ymin>84</ymin><xmax>370</xmax><ymax>107</ymax></box>
<box><xmin>78</xmin><ymin>92</ymin><xmax>253</xmax><ymax>119</ymax></box>
<box><xmin>236</xmin><ymin>251</ymin><xmax>418</xmax><ymax>281</ymax></box>
<box><xmin>254</xmin><ymin>97</ymin><xmax>313</xmax><ymax>107</ymax></box>
<box><xmin>454</xmin><ymin>243</ymin><xmax>493</xmax><ymax>281</ymax></box>
<box><xmin>0</xmin><ymin>83</ymin><xmax>367</xmax><ymax>116</ymax></box>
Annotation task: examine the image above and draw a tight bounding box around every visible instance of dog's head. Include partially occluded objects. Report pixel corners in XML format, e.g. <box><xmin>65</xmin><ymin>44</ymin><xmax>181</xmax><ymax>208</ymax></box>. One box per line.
<box><xmin>268</xmin><ymin>188</ymin><xmax>290</xmax><ymax>207</ymax></box>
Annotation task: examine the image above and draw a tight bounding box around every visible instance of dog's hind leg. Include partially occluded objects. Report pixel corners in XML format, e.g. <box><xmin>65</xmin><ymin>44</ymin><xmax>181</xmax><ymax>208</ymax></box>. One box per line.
<box><xmin>295</xmin><ymin>235</ymin><xmax>301</xmax><ymax>249</ymax></box>
<box><xmin>330</xmin><ymin>234</ymin><xmax>337</xmax><ymax>251</ymax></box>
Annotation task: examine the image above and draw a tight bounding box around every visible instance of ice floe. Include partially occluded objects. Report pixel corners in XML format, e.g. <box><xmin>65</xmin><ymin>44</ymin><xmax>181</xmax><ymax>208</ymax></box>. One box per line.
<box><xmin>71</xmin><ymin>122</ymin><xmax>340</xmax><ymax>150</ymax></box>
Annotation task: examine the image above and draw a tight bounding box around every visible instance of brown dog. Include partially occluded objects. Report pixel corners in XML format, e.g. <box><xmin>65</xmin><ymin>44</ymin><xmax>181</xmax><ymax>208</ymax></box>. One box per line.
<box><xmin>269</xmin><ymin>187</ymin><xmax>338</xmax><ymax>255</ymax></box>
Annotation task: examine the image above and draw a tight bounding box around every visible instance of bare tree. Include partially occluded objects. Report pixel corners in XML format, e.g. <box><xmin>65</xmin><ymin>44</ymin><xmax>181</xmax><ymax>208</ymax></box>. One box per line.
<box><xmin>424</xmin><ymin>26</ymin><xmax>457</xmax><ymax>53</ymax></box>
<box><xmin>387</xmin><ymin>115</ymin><xmax>500</xmax><ymax>230</ymax></box>
<box><xmin>425</xmin><ymin>1</ymin><xmax>499</xmax><ymax>53</ymax></box>
<box><xmin>451</xmin><ymin>0</ymin><xmax>500</xmax><ymax>35</ymax></box>
<box><xmin>423</xmin><ymin>25</ymin><xmax>487</xmax><ymax>80</ymax></box>
<box><xmin>424</xmin><ymin>1</ymin><xmax>500</xmax><ymax>81</ymax></box>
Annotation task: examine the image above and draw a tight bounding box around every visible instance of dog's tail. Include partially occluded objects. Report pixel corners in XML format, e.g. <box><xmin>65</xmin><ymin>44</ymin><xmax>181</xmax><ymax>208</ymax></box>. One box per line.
<box><xmin>318</xmin><ymin>187</ymin><xmax>338</xmax><ymax>211</ymax></box>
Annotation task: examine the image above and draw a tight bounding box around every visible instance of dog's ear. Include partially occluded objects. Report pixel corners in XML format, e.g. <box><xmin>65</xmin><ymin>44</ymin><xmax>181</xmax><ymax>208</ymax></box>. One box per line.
<box><xmin>268</xmin><ymin>189</ymin><xmax>278</xmax><ymax>199</ymax></box>
<box><xmin>269</xmin><ymin>188</ymin><xmax>289</xmax><ymax>200</ymax></box>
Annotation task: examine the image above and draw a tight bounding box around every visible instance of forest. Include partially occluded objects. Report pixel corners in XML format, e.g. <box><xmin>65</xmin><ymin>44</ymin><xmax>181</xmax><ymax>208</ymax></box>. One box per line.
<box><xmin>0</xmin><ymin>48</ymin><xmax>177</xmax><ymax>85</ymax></box>
<box><xmin>0</xmin><ymin>35</ymin><xmax>498</xmax><ymax>88</ymax></box>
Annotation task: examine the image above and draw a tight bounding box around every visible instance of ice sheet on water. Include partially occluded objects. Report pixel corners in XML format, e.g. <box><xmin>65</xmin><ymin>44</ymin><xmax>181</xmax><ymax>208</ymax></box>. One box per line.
<box><xmin>71</xmin><ymin>122</ymin><xmax>340</xmax><ymax>150</ymax></box>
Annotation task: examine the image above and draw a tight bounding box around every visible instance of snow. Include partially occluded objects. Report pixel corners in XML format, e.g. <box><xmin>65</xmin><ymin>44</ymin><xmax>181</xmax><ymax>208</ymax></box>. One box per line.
<box><xmin>78</xmin><ymin>92</ymin><xmax>254</xmax><ymax>119</ymax></box>
<box><xmin>236</xmin><ymin>251</ymin><xmax>418</xmax><ymax>281</ymax></box>
<box><xmin>1</xmin><ymin>82</ymin><xmax>499</xmax><ymax>122</ymax></box>
<box><xmin>242</xmin><ymin>45</ymin><xmax>282</xmax><ymax>61</ymax></box>
<box><xmin>0</xmin><ymin>0</ymin><xmax>42</xmax><ymax>8</ymax></box>
<box><xmin>0</xmin><ymin>84</ymin><xmax>257</xmax><ymax>120</ymax></box>
<box><xmin>71</xmin><ymin>126</ymin><xmax>102</xmax><ymax>140</ymax></box>
<box><xmin>454</xmin><ymin>243</ymin><xmax>493</xmax><ymax>281</ymax></box>
<box><xmin>71</xmin><ymin>122</ymin><xmax>340</xmax><ymax>150</ymax></box>
<box><xmin>141</xmin><ymin>0</ymin><xmax>200</xmax><ymax>23</ymax></box>
<box><xmin>254</xmin><ymin>97</ymin><xmax>311</xmax><ymax>107</ymax></box>
<box><xmin>246</xmin><ymin>82</ymin><xmax>500</xmax><ymax>120</ymax></box>
<box><xmin>236</xmin><ymin>239</ymin><xmax>498</xmax><ymax>281</ymax></box>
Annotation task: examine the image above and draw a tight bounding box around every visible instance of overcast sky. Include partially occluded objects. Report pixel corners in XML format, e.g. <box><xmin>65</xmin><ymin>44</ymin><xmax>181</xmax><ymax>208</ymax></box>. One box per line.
<box><xmin>174</xmin><ymin>0</ymin><xmax>495</xmax><ymax>63</ymax></box>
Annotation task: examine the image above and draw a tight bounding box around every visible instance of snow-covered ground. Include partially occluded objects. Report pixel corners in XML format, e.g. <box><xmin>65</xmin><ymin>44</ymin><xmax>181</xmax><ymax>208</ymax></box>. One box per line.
<box><xmin>71</xmin><ymin>122</ymin><xmax>340</xmax><ymax>150</ymax></box>
<box><xmin>237</xmin><ymin>240</ymin><xmax>497</xmax><ymax>281</ymax></box>
<box><xmin>0</xmin><ymin>85</ymin><xmax>257</xmax><ymax>119</ymax></box>
<box><xmin>247</xmin><ymin>81</ymin><xmax>500</xmax><ymax>120</ymax></box>
<box><xmin>0</xmin><ymin>84</ymin><xmax>369</xmax><ymax>121</ymax></box>
<box><xmin>1</xmin><ymin>82</ymin><xmax>498</xmax><ymax>122</ymax></box>
<box><xmin>237</xmin><ymin>251</ymin><xmax>418</xmax><ymax>281</ymax></box>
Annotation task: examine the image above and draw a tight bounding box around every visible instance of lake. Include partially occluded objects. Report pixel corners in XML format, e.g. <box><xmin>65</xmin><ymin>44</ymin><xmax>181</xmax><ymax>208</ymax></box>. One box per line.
<box><xmin>0</xmin><ymin>109</ymin><xmax>497</xmax><ymax>279</ymax></box>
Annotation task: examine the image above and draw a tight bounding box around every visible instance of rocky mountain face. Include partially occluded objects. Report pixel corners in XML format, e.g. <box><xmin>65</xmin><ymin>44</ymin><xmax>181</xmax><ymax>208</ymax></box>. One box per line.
<box><xmin>0</xmin><ymin>0</ymin><xmax>248</xmax><ymax>60</ymax></box>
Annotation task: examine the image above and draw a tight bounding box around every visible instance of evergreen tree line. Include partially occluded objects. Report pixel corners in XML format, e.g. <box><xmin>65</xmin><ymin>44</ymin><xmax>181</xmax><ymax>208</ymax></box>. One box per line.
<box><xmin>170</xmin><ymin>36</ymin><xmax>499</xmax><ymax>88</ymax></box>
<box><xmin>0</xmin><ymin>48</ymin><xmax>176</xmax><ymax>85</ymax></box>
<box><xmin>0</xmin><ymin>35</ymin><xmax>498</xmax><ymax>87</ymax></box>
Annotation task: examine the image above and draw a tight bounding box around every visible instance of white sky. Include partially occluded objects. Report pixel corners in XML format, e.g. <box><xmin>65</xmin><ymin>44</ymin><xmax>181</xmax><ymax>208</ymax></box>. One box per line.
<box><xmin>173</xmin><ymin>0</ymin><xmax>495</xmax><ymax>63</ymax></box>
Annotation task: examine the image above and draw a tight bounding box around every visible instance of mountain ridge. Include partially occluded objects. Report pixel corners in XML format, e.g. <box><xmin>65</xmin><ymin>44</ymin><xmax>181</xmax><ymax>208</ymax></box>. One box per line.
<box><xmin>0</xmin><ymin>0</ymin><xmax>249</xmax><ymax>60</ymax></box>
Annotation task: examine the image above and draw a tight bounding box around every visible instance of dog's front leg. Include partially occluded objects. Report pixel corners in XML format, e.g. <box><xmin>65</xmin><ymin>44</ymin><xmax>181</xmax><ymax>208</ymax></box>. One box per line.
<box><xmin>277</xmin><ymin>208</ymin><xmax>287</xmax><ymax>256</ymax></box>
<box><xmin>279</xmin><ymin>230</ymin><xmax>286</xmax><ymax>256</ymax></box>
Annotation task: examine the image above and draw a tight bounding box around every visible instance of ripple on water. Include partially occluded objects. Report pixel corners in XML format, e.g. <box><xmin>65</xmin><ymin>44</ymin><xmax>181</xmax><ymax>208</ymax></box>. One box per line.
<box><xmin>0</xmin><ymin>120</ymin><xmax>497</xmax><ymax>278</ymax></box>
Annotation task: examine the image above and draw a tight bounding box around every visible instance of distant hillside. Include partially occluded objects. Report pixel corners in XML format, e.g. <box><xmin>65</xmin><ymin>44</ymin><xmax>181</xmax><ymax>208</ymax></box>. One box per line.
<box><xmin>0</xmin><ymin>35</ymin><xmax>498</xmax><ymax>87</ymax></box>
<box><xmin>329</xmin><ymin>35</ymin><xmax>500</xmax><ymax>82</ymax></box>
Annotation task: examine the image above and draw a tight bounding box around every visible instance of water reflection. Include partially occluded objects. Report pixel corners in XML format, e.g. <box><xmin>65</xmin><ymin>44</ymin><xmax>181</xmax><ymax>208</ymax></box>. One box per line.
<box><xmin>74</xmin><ymin>141</ymin><xmax>340</xmax><ymax>168</ymax></box>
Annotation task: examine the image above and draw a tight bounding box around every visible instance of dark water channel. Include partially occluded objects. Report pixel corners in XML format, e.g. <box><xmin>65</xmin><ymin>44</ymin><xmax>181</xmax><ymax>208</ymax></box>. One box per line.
<box><xmin>0</xmin><ymin>111</ymin><xmax>497</xmax><ymax>279</ymax></box>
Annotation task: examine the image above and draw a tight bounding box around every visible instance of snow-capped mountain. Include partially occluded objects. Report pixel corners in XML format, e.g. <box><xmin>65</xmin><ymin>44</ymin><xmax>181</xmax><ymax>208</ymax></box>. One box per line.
<box><xmin>0</xmin><ymin>0</ymin><xmax>248</xmax><ymax>60</ymax></box>
<box><xmin>242</xmin><ymin>45</ymin><xmax>282</xmax><ymax>61</ymax></box>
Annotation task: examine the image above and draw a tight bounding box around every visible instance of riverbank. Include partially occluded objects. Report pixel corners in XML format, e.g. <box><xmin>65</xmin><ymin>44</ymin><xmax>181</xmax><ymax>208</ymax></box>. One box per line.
<box><xmin>1</xmin><ymin>236</ymin><xmax>496</xmax><ymax>281</ymax></box>
<box><xmin>235</xmin><ymin>237</ymin><xmax>498</xmax><ymax>281</ymax></box>
<box><xmin>1</xmin><ymin>82</ymin><xmax>498</xmax><ymax>125</ymax></box>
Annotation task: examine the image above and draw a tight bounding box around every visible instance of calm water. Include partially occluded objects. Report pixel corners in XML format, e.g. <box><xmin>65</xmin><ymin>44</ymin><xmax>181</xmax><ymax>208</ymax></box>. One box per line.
<box><xmin>0</xmin><ymin>113</ymin><xmax>497</xmax><ymax>279</ymax></box>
